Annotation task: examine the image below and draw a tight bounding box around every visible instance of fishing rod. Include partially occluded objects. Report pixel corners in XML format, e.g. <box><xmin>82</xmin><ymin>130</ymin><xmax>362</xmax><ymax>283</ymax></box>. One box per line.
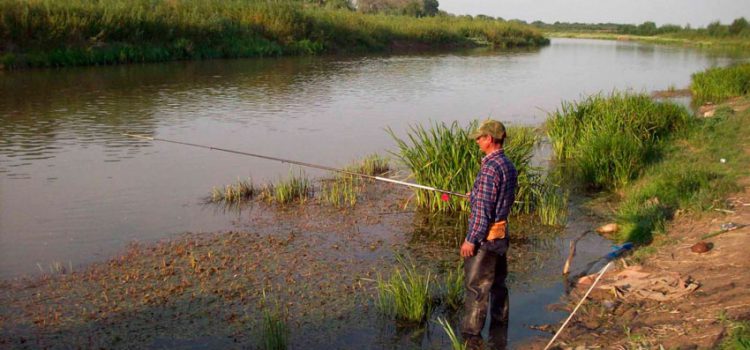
<box><xmin>122</xmin><ymin>133</ymin><xmax>468</xmax><ymax>199</ymax></box>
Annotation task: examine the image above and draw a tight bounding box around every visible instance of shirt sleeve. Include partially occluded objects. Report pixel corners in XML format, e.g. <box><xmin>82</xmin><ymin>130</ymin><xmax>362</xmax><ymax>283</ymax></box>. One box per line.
<box><xmin>466</xmin><ymin>166</ymin><xmax>499</xmax><ymax>245</ymax></box>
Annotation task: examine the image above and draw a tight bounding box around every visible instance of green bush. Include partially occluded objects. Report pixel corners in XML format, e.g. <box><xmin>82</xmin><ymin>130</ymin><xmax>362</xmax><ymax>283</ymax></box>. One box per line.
<box><xmin>691</xmin><ymin>63</ymin><xmax>750</xmax><ymax>105</ymax></box>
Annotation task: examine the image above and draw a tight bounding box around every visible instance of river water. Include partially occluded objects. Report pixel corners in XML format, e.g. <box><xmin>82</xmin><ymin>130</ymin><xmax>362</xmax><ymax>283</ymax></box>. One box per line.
<box><xmin>0</xmin><ymin>38</ymin><xmax>747</xmax><ymax>347</ymax></box>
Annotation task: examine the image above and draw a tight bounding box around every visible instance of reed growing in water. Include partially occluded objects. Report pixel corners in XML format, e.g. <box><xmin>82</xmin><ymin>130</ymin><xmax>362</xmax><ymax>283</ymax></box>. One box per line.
<box><xmin>436</xmin><ymin>317</ymin><xmax>467</xmax><ymax>350</ymax></box>
<box><xmin>691</xmin><ymin>63</ymin><xmax>750</xmax><ymax>105</ymax></box>
<box><xmin>374</xmin><ymin>254</ymin><xmax>432</xmax><ymax>323</ymax></box>
<box><xmin>260</xmin><ymin>293</ymin><xmax>290</xmax><ymax>350</ymax></box>
<box><xmin>546</xmin><ymin>91</ymin><xmax>690</xmax><ymax>190</ymax></box>
<box><xmin>0</xmin><ymin>0</ymin><xmax>548</xmax><ymax>69</ymax></box>
<box><xmin>262</xmin><ymin>171</ymin><xmax>313</xmax><ymax>204</ymax></box>
<box><xmin>388</xmin><ymin>120</ymin><xmax>568</xmax><ymax>226</ymax></box>
<box><xmin>210</xmin><ymin>177</ymin><xmax>256</xmax><ymax>204</ymax></box>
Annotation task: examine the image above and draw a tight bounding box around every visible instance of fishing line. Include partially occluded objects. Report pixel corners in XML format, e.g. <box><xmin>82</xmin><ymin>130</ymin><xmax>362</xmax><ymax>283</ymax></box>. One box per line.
<box><xmin>122</xmin><ymin>133</ymin><xmax>468</xmax><ymax>199</ymax></box>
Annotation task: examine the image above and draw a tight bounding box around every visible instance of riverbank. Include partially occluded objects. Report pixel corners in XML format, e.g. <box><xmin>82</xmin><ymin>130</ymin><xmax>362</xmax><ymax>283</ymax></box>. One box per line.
<box><xmin>546</xmin><ymin>32</ymin><xmax>750</xmax><ymax>51</ymax></box>
<box><xmin>535</xmin><ymin>96</ymin><xmax>750</xmax><ymax>349</ymax></box>
<box><xmin>0</xmin><ymin>0</ymin><xmax>548</xmax><ymax>69</ymax></box>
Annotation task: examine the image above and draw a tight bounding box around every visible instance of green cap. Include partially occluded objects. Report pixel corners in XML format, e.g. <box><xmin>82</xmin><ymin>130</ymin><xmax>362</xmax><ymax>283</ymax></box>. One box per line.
<box><xmin>469</xmin><ymin>119</ymin><xmax>506</xmax><ymax>140</ymax></box>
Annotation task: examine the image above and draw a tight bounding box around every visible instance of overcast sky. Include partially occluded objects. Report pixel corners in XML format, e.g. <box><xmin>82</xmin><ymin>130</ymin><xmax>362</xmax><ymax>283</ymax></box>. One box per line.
<box><xmin>438</xmin><ymin>0</ymin><xmax>750</xmax><ymax>27</ymax></box>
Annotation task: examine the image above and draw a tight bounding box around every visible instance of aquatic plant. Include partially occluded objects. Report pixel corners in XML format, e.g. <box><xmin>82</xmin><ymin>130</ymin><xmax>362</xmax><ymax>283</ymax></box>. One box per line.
<box><xmin>388</xmin><ymin>121</ymin><xmax>542</xmax><ymax>212</ymax></box>
<box><xmin>436</xmin><ymin>317</ymin><xmax>467</xmax><ymax>350</ymax></box>
<box><xmin>546</xmin><ymin>91</ymin><xmax>690</xmax><ymax>190</ymax></box>
<box><xmin>260</xmin><ymin>292</ymin><xmax>290</xmax><ymax>350</ymax></box>
<box><xmin>536</xmin><ymin>182</ymin><xmax>569</xmax><ymax>226</ymax></box>
<box><xmin>0</xmin><ymin>0</ymin><xmax>548</xmax><ymax>69</ymax></box>
<box><xmin>262</xmin><ymin>171</ymin><xmax>313</xmax><ymax>204</ymax></box>
<box><xmin>691</xmin><ymin>63</ymin><xmax>750</xmax><ymax>105</ymax></box>
<box><xmin>374</xmin><ymin>254</ymin><xmax>432</xmax><ymax>323</ymax></box>
<box><xmin>347</xmin><ymin>153</ymin><xmax>390</xmax><ymax>176</ymax></box>
<box><xmin>210</xmin><ymin>177</ymin><xmax>256</xmax><ymax>204</ymax></box>
<box><xmin>319</xmin><ymin>175</ymin><xmax>358</xmax><ymax>207</ymax></box>
<box><xmin>442</xmin><ymin>261</ymin><xmax>464</xmax><ymax>310</ymax></box>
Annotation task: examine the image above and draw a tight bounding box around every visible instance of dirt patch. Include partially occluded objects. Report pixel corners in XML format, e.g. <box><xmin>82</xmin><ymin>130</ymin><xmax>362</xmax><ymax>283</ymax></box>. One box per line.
<box><xmin>531</xmin><ymin>179</ymin><xmax>750</xmax><ymax>349</ymax></box>
<box><xmin>652</xmin><ymin>88</ymin><xmax>692</xmax><ymax>99</ymax></box>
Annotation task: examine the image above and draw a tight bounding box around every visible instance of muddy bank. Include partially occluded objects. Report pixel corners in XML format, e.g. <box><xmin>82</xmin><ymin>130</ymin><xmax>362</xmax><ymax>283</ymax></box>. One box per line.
<box><xmin>0</xmin><ymin>180</ymin><xmax>612</xmax><ymax>349</ymax></box>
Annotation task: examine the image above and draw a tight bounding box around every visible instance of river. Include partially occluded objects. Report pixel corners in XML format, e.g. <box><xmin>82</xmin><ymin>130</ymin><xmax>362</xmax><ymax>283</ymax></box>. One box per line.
<box><xmin>0</xmin><ymin>37</ymin><xmax>746</xmax><ymax>347</ymax></box>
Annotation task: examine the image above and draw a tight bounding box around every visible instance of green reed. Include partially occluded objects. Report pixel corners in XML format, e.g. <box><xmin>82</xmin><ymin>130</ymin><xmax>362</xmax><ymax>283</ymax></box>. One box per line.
<box><xmin>442</xmin><ymin>261</ymin><xmax>464</xmax><ymax>310</ymax></box>
<box><xmin>260</xmin><ymin>292</ymin><xmax>289</xmax><ymax>350</ymax></box>
<box><xmin>210</xmin><ymin>177</ymin><xmax>256</xmax><ymax>204</ymax></box>
<box><xmin>387</xmin><ymin>121</ymin><xmax>562</xmax><ymax>222</ymax></box>
<box><xmin>347</xmin><ymin>153</ymin><xmax>390</xmax><ymax>176</ymax></box>
<box><xmin>436</xmin><ymin>317</ymin><xmax>467</xmax><ymax>350</ymax></box>
<box><xmin>536</xmin><ymin>182</ymin><xmax>569</xmax><ymax>226</ymax></box>
<box><xmin>691</xmin><ymin>63</ymin><xmax>750</xmax><ymax>105</ymax></box>
<box><xmin>261</xmin><ymin>171</ymin><xmax>312</xmax><ymax>204</ymax></box>
<box><xmin>546</xmin><ymin>91</ymin><xmax>690</xmax><ymax>190</ymax></box>
<box><xmin>374</xmin><ymin>254</ymin><xmax>432</xmax><ymax>323</ymax></box>
<box><xmin>0</xmin><ymin>0</ymin><xmax>548</xmax><ymax>69</ymax></box>
<box><xmin>320</xmin><ymin>175</ymin><xmax>359</xmax><ymax>207</ymax></box>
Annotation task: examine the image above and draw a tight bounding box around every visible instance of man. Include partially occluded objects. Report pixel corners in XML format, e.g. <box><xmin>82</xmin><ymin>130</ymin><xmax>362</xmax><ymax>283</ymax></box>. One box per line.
<box><xmin>460</xmin><ymin>119</ymin><xmax>518</xmax><ymax>346</ymax></box>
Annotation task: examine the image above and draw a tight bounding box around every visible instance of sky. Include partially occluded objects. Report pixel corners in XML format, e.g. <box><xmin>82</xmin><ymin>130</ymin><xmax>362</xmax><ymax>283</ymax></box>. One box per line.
<box><xmin>438</xmin><ymin>0</ymin><xmax>750</xmax><ymax>27</ymax></box>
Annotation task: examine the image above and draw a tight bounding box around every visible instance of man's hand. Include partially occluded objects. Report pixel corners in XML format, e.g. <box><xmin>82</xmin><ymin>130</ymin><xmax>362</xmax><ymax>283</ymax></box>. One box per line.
<box><xmin>460</xmin><ymin>241</ymin><xmax>476</xmax><ymax>257</ymax></box>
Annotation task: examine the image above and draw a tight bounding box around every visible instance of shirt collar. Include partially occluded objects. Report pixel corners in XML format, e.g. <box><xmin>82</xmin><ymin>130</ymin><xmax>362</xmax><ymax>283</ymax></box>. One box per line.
<box><xmin>481</xmin><ymin>148</ymin><xmax>504</xmax><ymax>163</ymax></box>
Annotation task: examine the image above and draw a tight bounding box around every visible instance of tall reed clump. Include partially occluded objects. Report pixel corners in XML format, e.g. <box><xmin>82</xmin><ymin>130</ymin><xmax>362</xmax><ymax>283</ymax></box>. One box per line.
<box><xmin>210</xmin><ymin>177</ymin><xmax>256</xmax><ymax>204</ymax></box>
<box><xmin>0</xmin><ymin>0</ymin><xmax>548</xmax><ymax>69</ymax></box>
<box><xmin>388</xmin><ymin>121</ymin><xmax>567</xmax><ymax>225</ymax></box>
<box><xmin>375</xmin><ymin>255</ymin><xmax>432</xmax><ymax>323</ymax></box>
<box><xmin>259</xmin><ymin>292</ymin><xmax>289</xmax><ymax>350</ymax></box>
<box><xmin>546</xmin><ymin>91</ymin><xmax>691</xmax><ymax>190</ymax></box>
<box><xmin>691</xmin><ymin>63</ymin><xmax>750</xmax><ymax>105</ymax></box>
<box><xmin>442</xmin><ymin>261</ymin><xmax>464</xmax><ymax>310</ymax></box>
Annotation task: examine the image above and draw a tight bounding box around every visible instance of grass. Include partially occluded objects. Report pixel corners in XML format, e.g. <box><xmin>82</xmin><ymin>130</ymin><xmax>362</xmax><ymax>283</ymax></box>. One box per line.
<box><xmin>260</xmin><ymin>292</ymin><xmax>290</xmax><ymax>350</ymax></box>
<box><xmin>374</xmin><ymin>254</ymin><xmax>432</xmax><ymax>323</ymax></box>
<box><xmin>210</xmin><ymin>177</ymin><xmax>256</xmax><ymax>204</ymax></box>
<box><xmin>261</xmin><ymin>170</ymin><xmax>313</xmax><ymax>204</ymax></box>
<box><xmin>388</xmin><ymin>120</ymin><xmax>568</xmax><ymax>225</ymax></box>
<box><xmin>546</xmin><ymin>91</ymin><xmax>691</xmax><ymax>190</ymax></box>
<box><xmin>691</xmin><ymin>63</ymin><xmax>750</xmax><ymax>105</ymax></box>
<box><xmin>319</xmin><ymin>174</ymin><xmax>359</xmax><ymax>207</ymax></box>
<box><xmin>720</xmin><ymin>321</ymin><xmax>750</xmax><ymax>349</ymax></box>
<box><xmin>442</xmin><ymin>260</ymin><xmax>464</xmax><ymax>310</ymax></box>
<box><xmin>613</xmin><ymin>99</ymin><xmax>749</xmax><ymax>244</ymax></box>
<box><xmin>0</xmin><ymin>0</ymin><xmax>548</xmax><ymax>69</ymax></box>
<box><xmin>436</xmin><ymin>317</ymin><xmax>466</xmax><ymax>350</ymax></box>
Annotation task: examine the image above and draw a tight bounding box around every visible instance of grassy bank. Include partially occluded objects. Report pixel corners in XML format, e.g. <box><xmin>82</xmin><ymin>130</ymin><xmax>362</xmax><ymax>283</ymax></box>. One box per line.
<box><xmin>0</xmin><ymin>0</ymin><xmax>548</xmax><ymax>69</ymax></box>
<box><xmin>545</xmin><ymin>86</ymin><xmax>750</xmax><ymax>244</ymax></box>
<box><xmin>546</xmin><ymin>91</ymin><xmax>690</xmax><ymax>190</ymax></box>
<box><xmin>691</xmin><ymin>63</ymin><xmax>750</xmax><ymax>105</ymax></box>
<box><xmin>615</xmin><ymin>102</ymin><xmax>749</xmax><ymax>243</ymax></box>
<box><xmin>546</xmin><ymin>32</ymin><xmax>750</xmax><ymax>51</ymax></box>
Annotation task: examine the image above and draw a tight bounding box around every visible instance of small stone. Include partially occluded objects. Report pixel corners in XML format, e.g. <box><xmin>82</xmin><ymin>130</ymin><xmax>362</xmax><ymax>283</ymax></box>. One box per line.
<box><xmin>596</xmin><ymin>223</ymin><xmax>619</xmax><ymax>234</ymax></box>
<box><xmin>691</xmin><ymin>241</ymin><xmax>711</xmax><ymax>253</ymax></box>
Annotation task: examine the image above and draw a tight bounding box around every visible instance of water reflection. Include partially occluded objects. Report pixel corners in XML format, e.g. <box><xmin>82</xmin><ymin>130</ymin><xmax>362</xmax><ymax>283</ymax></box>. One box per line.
<box><xmin>1</xmin><ymin>38</ymin><xmax>748</xmax><ymax>279</ymax></box>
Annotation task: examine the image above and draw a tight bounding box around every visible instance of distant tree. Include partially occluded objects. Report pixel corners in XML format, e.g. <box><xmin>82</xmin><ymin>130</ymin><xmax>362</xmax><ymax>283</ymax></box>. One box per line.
<box><xmin>423</xmin><ymin>0</ymin><xmax>439</xmax><ymax>16</ymax></box>
<box><xmin>729</xmin><ymin>17</ymin><xmax>748</xmax><ymax>35</ymax></box>
<box><xmin>707</xmin><ymin>20</ymin><xmax>728</xmax><ymax>37</ymax></box>
<box><xmin>658</xmin><ymin>24</ymin><xmax>682</xmax><ymax>34</ymax></box>
<box><xmin>475</xmin><ymin>14</ymin><xmax>494</xmax><ymax>21</ymax></box>
<box><xmin>637</xmin><ymin>21</ymin><xmax>657</xmax><ymax>35</ymax></box>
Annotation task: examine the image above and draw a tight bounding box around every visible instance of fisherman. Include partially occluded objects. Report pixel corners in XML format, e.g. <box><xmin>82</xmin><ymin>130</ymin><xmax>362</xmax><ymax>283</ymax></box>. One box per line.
<box><xmin>460</xmin><ymin>119</ymin><xmax>518</xmax><ymax>347</ymax></box>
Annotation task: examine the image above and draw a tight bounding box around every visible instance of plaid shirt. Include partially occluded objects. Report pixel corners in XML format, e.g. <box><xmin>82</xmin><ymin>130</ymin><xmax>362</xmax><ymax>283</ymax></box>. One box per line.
<box><xmin>466</xmin><ymin>149</ymin><xmax>518</xmax><ymax>245</ymax></box>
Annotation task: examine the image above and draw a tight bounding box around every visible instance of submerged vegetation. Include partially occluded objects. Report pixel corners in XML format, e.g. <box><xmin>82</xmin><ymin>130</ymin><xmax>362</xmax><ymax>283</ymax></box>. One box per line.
<box><xmin>691</xmin><ymin>63</ymin><xmax>750</xmax><ymax>105</ymax></box>
<box><xmin>0</xmin><ymin>0</ymin><xmax>548</xmax><ymax>69</ymax></box>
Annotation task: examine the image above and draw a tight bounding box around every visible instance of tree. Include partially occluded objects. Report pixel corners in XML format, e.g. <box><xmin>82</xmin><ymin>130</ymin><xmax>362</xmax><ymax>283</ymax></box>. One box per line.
<box><xmin>637</xmin><ymin>21</ymin><xmax>657</xmax><ymax>36</ymax></box>
<box><xmin>707</xmin><ymin>21</ymin><xmax>728</xmax><ymax>37</ymax></box>
<box><xmin>729</xmin><ymin>17</ymin><xmax>748</xmax><ymax>35</ymax></box>
<box><xmin>423</xmin><ymin>0</ymin><xmax>439</xmax><ymax>16</ymax></box>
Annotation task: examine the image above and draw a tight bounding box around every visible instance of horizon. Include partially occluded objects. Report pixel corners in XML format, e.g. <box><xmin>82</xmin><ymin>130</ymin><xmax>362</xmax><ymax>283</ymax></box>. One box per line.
<box><xmin>438</xmin><ymin>0</ymin><xmax>750</xmax><ymax>27</ymax></box>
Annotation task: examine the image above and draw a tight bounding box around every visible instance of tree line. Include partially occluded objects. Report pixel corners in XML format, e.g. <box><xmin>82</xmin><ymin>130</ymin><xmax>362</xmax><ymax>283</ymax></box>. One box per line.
<box><xmin>530</xmin><ymin>17</ymin><xmax>750</xmax><ymax>37</ymax></box>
